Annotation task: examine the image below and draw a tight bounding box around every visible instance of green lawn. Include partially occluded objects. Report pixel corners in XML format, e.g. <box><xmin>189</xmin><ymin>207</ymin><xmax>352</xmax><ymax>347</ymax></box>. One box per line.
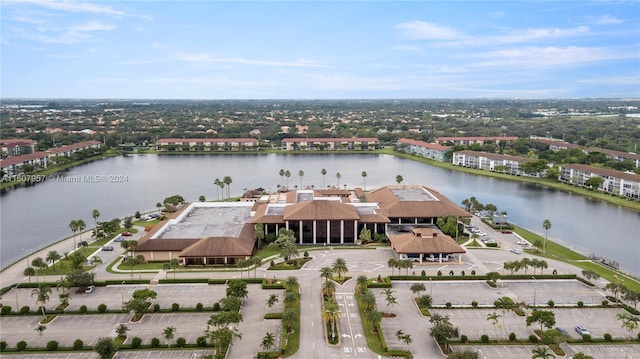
<box><xmin>133</xmin><ymin>219</ymin><xmax>160</xmax><ymax>227</ymax></box>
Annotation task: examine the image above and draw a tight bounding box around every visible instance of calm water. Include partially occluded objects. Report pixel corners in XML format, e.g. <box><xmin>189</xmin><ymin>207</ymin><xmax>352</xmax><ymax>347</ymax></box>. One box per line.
<box><xmin>1</xmin><ymin>154</ymin><xmax>639</xmax><ymax>276</ymax></box>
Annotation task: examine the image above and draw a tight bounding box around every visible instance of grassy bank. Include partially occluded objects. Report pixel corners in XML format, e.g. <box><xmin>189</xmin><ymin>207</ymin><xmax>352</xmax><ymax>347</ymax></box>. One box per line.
<box><xmin>513</xmin><ymin>225</ymin><xmax>640</xmax><ymax>291</ymax></box>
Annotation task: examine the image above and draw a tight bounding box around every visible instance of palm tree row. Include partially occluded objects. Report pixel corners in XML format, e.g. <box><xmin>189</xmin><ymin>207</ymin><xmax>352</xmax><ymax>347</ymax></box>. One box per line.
<box><xmin>387</xmin><ymin>258</ymin><xmax>414</xmax><ymax>276</ymax></box>
<box><xmin>503</xmin><ymin>258</ymin><xmax>549</xmax><ymax>275</ymax></box>
<box><xmin>213</xmin><ymin>176</ymin><xmax>233</xmax><ymax>200</ymax></box>
<box><xmin>68</xmin><ymin>219</ymin><xmax>86</xmax><ymax>250</ymax></box>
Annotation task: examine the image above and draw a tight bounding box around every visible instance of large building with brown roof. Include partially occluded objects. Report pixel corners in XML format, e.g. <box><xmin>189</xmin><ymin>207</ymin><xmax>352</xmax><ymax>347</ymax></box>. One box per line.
<box><xmin>397</xmin><ymin>138</ymin><xmax>451</xmax><ymax>162</ymax></box>
<box><xmin>452</xmin><ymin>150</ymin><xmax>536</xmax><ymax>176</ymax></box>
<box><xmin>559</xmin><ymin>164</ymin><xmax>640</xmax><ymax>199</ymax></box>
<box><xmin>280</xmin><ymin>137</ymin><xmax>380</xmax><ymax>151</ymax></box>
<box><xmin>135</xmin><ymin>185</ymin><xmax>472</xmax><ymax>265</ymax></box>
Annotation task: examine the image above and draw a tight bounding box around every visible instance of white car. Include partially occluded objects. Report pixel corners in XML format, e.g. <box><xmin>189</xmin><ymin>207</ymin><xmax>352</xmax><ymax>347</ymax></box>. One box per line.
<box><xmin>517</xmin><ymin>240</ymin><xmax>529</xmax><ymax>245</ymax></box>
<box><xmin>510</xmin><ymin>248</ymin><xmax>522</xmax><ymax>254</ymax></box>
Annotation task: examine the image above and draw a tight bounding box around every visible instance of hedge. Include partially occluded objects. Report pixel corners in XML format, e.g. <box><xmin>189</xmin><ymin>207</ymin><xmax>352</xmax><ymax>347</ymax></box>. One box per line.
<box><xmin>264</xmin><ymin>312</ymin><xmax>283</xmax><ymax>319</ymax></box>
<box><xmin>389</xmin><ymin>274</ymin><xmax>576</xmax><ymax>281</ymax></box>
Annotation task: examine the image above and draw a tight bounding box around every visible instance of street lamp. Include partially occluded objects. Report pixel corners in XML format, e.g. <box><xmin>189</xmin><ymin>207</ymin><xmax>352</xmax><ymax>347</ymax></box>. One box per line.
<box><xmin>121</xmin><ymin>281</ymin><xmax>125</xmax><ymax>312</ymax></box>
<box><xmin>430</xmin><ymin>277</ymin><xmax>433</xmax><ymax>297</ymax></box>
<box><xmin>14</xmin><ymin>284</ymin><xmax>20</xmax><ymax>310</ymax></box>
<box><xmin>532</xmin><ymin>276</ymin><xmax>537</xmax><ymax>307</ymax></box>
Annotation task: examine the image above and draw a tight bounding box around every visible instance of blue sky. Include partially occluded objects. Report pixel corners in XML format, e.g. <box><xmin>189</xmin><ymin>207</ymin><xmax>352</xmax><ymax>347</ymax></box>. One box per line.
<box><xmin>1</xmin><ymin>1</ymin><xmax>639</xmax><ymax>99</ymax></box>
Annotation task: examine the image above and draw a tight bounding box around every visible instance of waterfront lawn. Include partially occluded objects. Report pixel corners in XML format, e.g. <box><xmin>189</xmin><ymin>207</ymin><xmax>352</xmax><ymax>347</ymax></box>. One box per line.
<box><xmin>133</xmin><ymin>219</ymin><xmax>160</xmax><ymax>227</ymax></box>
<box><xmin>35</xmin><ymin>247</ymin><xmax>98</xmax><ymax>275</ymax></box>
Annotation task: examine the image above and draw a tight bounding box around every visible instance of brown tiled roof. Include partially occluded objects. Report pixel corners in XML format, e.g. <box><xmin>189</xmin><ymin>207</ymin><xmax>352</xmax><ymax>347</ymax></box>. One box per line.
<box><xmin>48</xmin><ymin>140</ymin><xmax>101</xmax><ymax>154</ymax></box>
<box><xmin>0</xmin><ymin>151</ymin><xmax>49</xmax><ymax>167</ymax></box>
<box><xmin>158</xmin><ymin>138</ymin><xmax>257</xmax><ymax>144</ymax></box>
<box><xmin>281</xmin><ymin>137</ymin><xmax>379</xmax><ymax>143</ymax></box>
<box><xmin>389</xmin><ymin>233</ymin><xmax>465</xmax><ymax>254</ymax></box>
<box><xmin>135</xmin><ymin>238</ymin><xmax>199</xmax><ymax>252</ymax></box>
<box><xmin>358</xmin><ymin>213</ymin><xmax>391</xmax><ymax>223</ymax></box>
<box><xmin>251</xmin><ymin>203</ymin><xmax>284</xmax><ymax>224</ymax></box>
<box><xmin>584</xmin><ymin>148</ymin><xmax>640</xmax><ymax>161</ymax></box>
<box><xmin>179</xmin><ymin>224</ymin><xmax>255</xmax><ymax>257</ymax></box>
<box><xmin>533</xmin><ymin>138</ymin><xmax>581</xmax><ymax>149</ymax></box>
<box><xmin>399</xmin><ymin>138</ymin><xmax>451</xmax><ymax>151</ymax></box>
<box><xmin>436</xmin><ymin>136</ymin><xmax>518</xmax><ymax>142</ymax></box>
<box><xmin>284</xmin><ymin>200</ymin><xmax>360</xmax><ymax>221</ymax></box>
<box><xmin>314</xmin><ymin>188</ymin><xmax>351</xmax><ymax>196</ymax></box>
<box><xmin>366</xmin><ymin>185</ymin><xmax>471</xmax><ymax>219</ymax></box>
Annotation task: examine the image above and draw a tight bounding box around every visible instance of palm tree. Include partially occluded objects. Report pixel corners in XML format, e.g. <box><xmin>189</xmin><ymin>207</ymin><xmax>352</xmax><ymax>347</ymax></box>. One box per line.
<box><xmin>364</xmin><ymin>308</ymin><xmax>382</xmax><ymax>332</ymax></box>
<box><xmin>267</xmin><ymin>294</ymin><xmax>279</xmax><ymax>307</ymax></box>
<box><xmin>336</xmin><ymin>172</ymin><xmax>341</xmax><ymax>188</ymax></box>
<box><xmin>282</xmin><ymin>307</ymin><xmax>298</xmax><ymax>333</ymax></box>
<box><xmin>46</xmin><ymin>251</ymin><xmax>62</xmax><ymax>271</ymax></box>
<box><xmin>223</xmin><ymin>176</ymin><xmax>232</xmax><ymax>199</ymax></box>
<box><xmin>31</xmin><ymin>257</ymin><xmax>46</xmax><ymax>283</ymax></box>
<box><xmin>360</xmin><ymin>290</ymin><xmax>376</xmax><ymax>312</ymax></box>
<box><xmin>284</xmin><ymin>170</ymin><xmax>291</xmax><ymax>189</ymax></box>
<box><xmin>361</xmin><ymin>171</ymin><xmax>367</xmax><ymax>190</ymax></box>
<box><xmin>115</xmin><ymin>323</ymin><xmax>129</xmax><ymax>338</ymax></box>
<box><xmin>298</xmin><ymin>170</ymin><xmax>304</xmax><ymax>187</ymax></box>
<box><xmin>531</xmin><ymin>345</ymin><xmax>555</xmax><ymax>359</ymax></box>
<box><xmin>320</xmin><ymin>266</ymin><xmax>333</xmax><ymax>282</ymax></box>
<box><xmin>280</xmin><ymin>243</ymin><xmax>299</xmax><ymax>263</ymax></box>
<box><xmin>284</xmin><ymin>276</ymin><xmax>299</xmax><ymax>293</ymax></box>
<box><xmin>332</xmin><ymin>257</ymin><xmax>348</xmax><ymax>279</ymax></box>
<box><xmin>356</xmin><ymin>275</ymin><xmax>368</xmax><ymax>293</ymax></box>
<box><xmin>395</xmin><ymin>174</ymin><xmax>404</xmax><ymax>184</ymax></box>
<box><xmin>617</xmin><ymin>312</ymin><xmax>640</xmax><ymax>340</ymax></box>
<box><xmin>321</xmin><ymin>280</ymin><xmax>336</xmax><ymax>298</ymax></box>
<box><xmin>321</xmin><ymin>168</ymin><xmax>327</xmax><ymax>189</ymax></box>
<box><xmin>163</xmin><ymin>326</ymin><xmax>176</xmax><ymax>347</ymax></box>
<box><xmin>487</xmin><ymin>312</ymin><xmax>502</xmax><ymax>335</ymax></box>
<box><xmin>261</xmin><ymin>332</ymin><xmax>276</xmax><ymax>351</ymax></box>
<box><xmin>69</xmin><ymin>219</ymin><xmax>79</xmax><ymax>249</ymax></box>
<box><xmin>214</xmin><ymin>178</ymin><xmax>221</xmax><ymax>200</ymax></box>
<box><xmin>387</xmin><ymin>258</ymin><xmax>398</xmax><ymax>275</ymax></box>
<box><xmin>92</xmin><ymin>209</ymin><xmax>100</xmax><ymax>229</ymax></box>
<box><xmin>31</xmin><ymin>285</ymin><xmax>52</xmax><ymax>318</ymax></box>
<box><xmin>24</xmin><ymin>266</ymin><xmax>36</xmax><ymax>283</ymax></box>
<box><xmin>255</xmin><ymin>223</ymin><xmax>265</xmax><ymax>250</ymax></box>
<box><xmin>279</xmin><ymin>169</ymin><xmax>285</xmax><ymax>187</ymax></box>
<box><xmin>323</xmin><ymin>297</ymin><xmax>341</xmax><ymax>341</ymax></box>
<box><xmin>35</xmin><ymin>324</ymin><xmax>47</xmax><ymax>336</ymax></box>
<box><xmin>542</xmin><ymin>219</ymin><xmax>551</xmax><ymax>252</ymax></box>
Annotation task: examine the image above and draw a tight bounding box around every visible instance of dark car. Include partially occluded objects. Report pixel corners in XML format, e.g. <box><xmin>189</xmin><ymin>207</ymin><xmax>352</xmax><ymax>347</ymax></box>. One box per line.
<box><xmin>102</xmin><ymin>246</ymin><xmax>114</xmax><ymax>251</ymax></box>
<box><xmin>122</xmin><ymin>232</ymin><xmax>132</xmax><ymax>237</ymax></box>
<box><xmin>556</xmin><ymin>327</ymin><xmax>569</xmax><ymax>335</ymax></box>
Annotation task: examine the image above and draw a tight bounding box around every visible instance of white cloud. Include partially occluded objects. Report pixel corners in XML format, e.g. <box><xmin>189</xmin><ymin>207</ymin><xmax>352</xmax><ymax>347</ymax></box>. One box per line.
<box><xmin>68</xmin><ymin>21</ymin><xmax>115</xmax><ymax>32</ymax></box>
<box><xmin>173</xmin><ymin>52</ymin><xmax>332</xmax><ymax>68</ymax></box>
<box><xmin>594</xmin><ymin>15</ymin><xmax>623</xmax><ymax>25</ymax></box>
<box><xmin>579</xmin><ymin>75</ymin><xmax>639</xmax><ymax>85</ymax></box>
<box><xmin>4</xmin><ymin>0</ymin><xmax>151</xmax><ymax>19</ymax></box>
<box><xmin>468</xmin><ymin>46</ymin><xmax>636</xmax><ymax>68</ymax></box>
<box><xmin>392</xmin><ymin>45</ymin><xmax>424</xmax><ymax>53</ymax></box>
<box><xmin>394</xmin><ymin>21</ymin><xmax>463</xmax><ymax>40</ymax></box>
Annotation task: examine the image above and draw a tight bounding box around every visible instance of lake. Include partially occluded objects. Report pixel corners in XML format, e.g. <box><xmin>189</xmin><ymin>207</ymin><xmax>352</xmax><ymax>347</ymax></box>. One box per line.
<box><xmin>1</xmin><ymin>153</ymin><xmax>638</xmax><ymax>276</ymax></box>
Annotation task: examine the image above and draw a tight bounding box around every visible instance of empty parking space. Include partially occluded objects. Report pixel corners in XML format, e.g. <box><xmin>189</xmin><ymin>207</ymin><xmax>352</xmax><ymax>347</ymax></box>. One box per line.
<box><xmin>127</xmin><ymin>313</ymin><xmax>211</xmax><ymax>344</ymax></box>
<box><xmin>552</xmin><ymin>308</ymin><xmax>632</xmax><ymax>340</ymax></box>
<box><xmin>567</xmin><ymin>344</ymin><xmax>640</xmax><ymax>358</ymax></box>
<box><xmin>0</xmin><ymin>353</ymin><xmax>100</xmax><ymax>359</ymax></box>
<box><xmin>431</xmin><ymin>308</ymin><xmax>534</xmax><ymax>340</ymax></box>
<box><xmin>450</xmin><ymin>344</ymin><xmax>539</xmax><ymax>358</ymax></box>
<box><xmin>114</xmin><ymin>350</ymin><xmax>216</xmax><ymax>358</ymax></box>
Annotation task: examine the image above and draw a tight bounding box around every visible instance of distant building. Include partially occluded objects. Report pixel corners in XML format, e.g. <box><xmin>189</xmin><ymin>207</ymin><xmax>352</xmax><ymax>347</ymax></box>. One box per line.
<box><xmin>531</xmin><ymin>137</ymin><xmax>581</xmax><ymax>151</ymax></box>
<box><xmin>1</xmin><ymin>139</ymin><xmax>36</xmax><ymax>157</ymax></box>
<box><xmin>583</xmin><ymin>148</ymin><xmax>640</xmax><ymax>169</ymax></box>
<box><xmin>47</xmin><ymin>140</ymin><xmax>102</xmax><ymax>157</ymax></box>
<box><xmin>435</xmin><ymin>136</ymin><xmax>518</xmax><ymax>146</ymax></box>
<box><xmin>157</xmin><ymin>138</ymin><xmax>259</xmax><ymax>151</ymax></box>
<box><xmin>397</xmin><ymin>138</ymin><xmax>450</xmax><ymax>162</ymax></box>
<box><xmin>452</xmin><ymin>150</ymin><xmax>535</xmax><ymax>176</ymax></box>
<box><xmin>0</xmin><ymin>152</ymin><xmax>49</xmax><ymax>177</ymax></box>
<box><xmin>558</xmin><ymin>164</ymin><xmax>640</xmax><ymax>200</ymax></box>
<box><xmin>281</xmin><ymin>137</ymin><xmax>380</xmax><ymax>151</ymax></box>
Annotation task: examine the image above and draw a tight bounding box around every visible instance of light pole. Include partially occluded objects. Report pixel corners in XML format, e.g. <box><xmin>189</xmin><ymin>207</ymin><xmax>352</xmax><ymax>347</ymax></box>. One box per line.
<box><xmin>430</xmin><ymin>277</ymin><xmax>433</xmax><ymax>297</ymax></box>
<box><xmin>532</xmin><ymin>276</ymin><xmax>537</xmax><ymax>307</ymax></box>
<box><xmin>121</xmin><ymin>281</ymin><xmax>125</xmax><ymax>312</ymax></box>
<box><xmin>14</xmin><ymin>284</ymin><xmax>20</xmax><ymax>310</ymax></box>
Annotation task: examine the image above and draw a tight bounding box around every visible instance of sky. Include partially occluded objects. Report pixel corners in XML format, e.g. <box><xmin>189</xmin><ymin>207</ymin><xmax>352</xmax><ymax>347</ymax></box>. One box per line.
<box><xmin>1</xmin><ymin>1</ymin><xmax>639</xmax><ymax>99</ymax></box>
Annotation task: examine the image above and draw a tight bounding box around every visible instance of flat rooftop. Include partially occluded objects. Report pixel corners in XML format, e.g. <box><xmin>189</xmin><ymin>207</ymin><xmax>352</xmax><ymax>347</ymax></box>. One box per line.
<box><xmin>390</xmin><ymin>186</ymin><xmax>439</xmax><ymax>201</ymax></box>
<box><xmin>155</xmin><ymin>204</ymin><xmax>253</xmax><ymax>239</ymax></box>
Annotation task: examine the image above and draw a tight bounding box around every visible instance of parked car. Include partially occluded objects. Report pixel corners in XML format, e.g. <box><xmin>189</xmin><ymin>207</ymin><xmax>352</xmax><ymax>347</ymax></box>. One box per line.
<box><xmin>122</xmin><ymin>232</ymin><xmax>132</xmax><ymax>237</ymax></box>
<box><xmin>510</xmin><ymin>248</ymin><xmax>522</xmax><ymax>254</ymax></box>
<box><xmin>575</xmin><ymin>325</ymin><xmax>590</xmax><ymax>335</ymax></box>
<box><xmin>501</xmin><ymin>230</ymin><xmax>513</xmax><ymax>234</ymax></box>
<box><xmin>113</xmin><ymin>236</ymin><xmax>123</xmax><ymax>242</ymax></box>
<box><xmin>556</xmin><ymin>327</ymin><xmax>569</xmax><ymax>335</ymax></box>
<box><xmin>84</xmin><ymin>285</ymin><xmax>95</xmax><ymax>294</ymax></box>
<box><xmin>517</xmin><ymin>240</ymin><xmax>529</xmax><ymax>245</ymax></box>
<box><xmin>102</xmin><ymin>246</ymin><xmax>114</xmax><ymax>251</ymax></box>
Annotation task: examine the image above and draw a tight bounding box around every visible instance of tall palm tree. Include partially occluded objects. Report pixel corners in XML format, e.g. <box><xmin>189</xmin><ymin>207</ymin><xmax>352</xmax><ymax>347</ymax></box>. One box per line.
<box><xmin>31</xmin><ymin>257</ymin><xmax>46</xmax><ymax>283</ymax></box>
<box><xmin>321</xmin><ymin>280</ymin><xmax>336</xmax><ymax>298</ymax></box>
<box><xmin>364</xmin><ymin>308</ymin><xmax>382</xmax><ymax>332</ymax></box>
<box><xmin>356</xmin><ymin>275</ymin><xmax>368</xmax><ymax>293</ymax></box>
<box><xmin>298</xmin><ymin>170</ymin><xmax>304</xmax><ymax>188</ymax></box>
<box><xmin>284</xmin><ymin>276</ymin><xmax>299</xmax><ymax>293</ymax></box>
<box><xmin>531</xmin><ymin>345</ymin><xmax>555</xmax><ymax>359</ymax></box>
<box><xmin>284</xmin><ymin>170</ymin><xmax>290</xmax><ymax>189</ymax></box>
<box><xmin>323</xmin><ymin>297</ymin><xmax>341</xmax><ymax>341</ymax></box>
<box><xmin>321</xmin><ymin>168</ymin><xmax>327</xmax><ymax>189</ymax></box>
<box><xmin>46</xmin><ymin>251</ymin><xmax>62</xmax><ymax>270</ymax></box>
<box><xmin>332</xmin><ymin>257</ymin><xmax>348</xmax><ymax>279</ymax></box>
<box><xmin>320</xmin><ymin>266</ymin><xmax>333</xmax><ymax>282</ymax></box>
<box><xmin>24</xmin><ymin>266</ymin><xmax>36</xmax><ymax>283</ymax></box>
<box><xmin>361</xmin><ymin>171</ymin><xmax>367</xmax><ymax>190</ymax></box>
<box><xmin>31</xmin><ymin>285</ymin><xmax>52</xmax><ymax>318</ymax></box>
<box><xmin>542</xmin><ymin>219</ymin><xmax>551</xmax><ymax>252</ymax></box>
<box><xmin>255</xmin><ymin>223</ymin><xmax>265</xmax><ymax>250</ymax></box>
<box><xmin>360</xmin><ymin>290</ymin><xmax>376</xmax><ymax>312</ymax></box>
<box><xmin>487</xmin><ymin>312</ymin><xmax>502</xmax><ymax>335</ymax></box>
<box><xmin>223</xmin><ymin>176</ymin><xmax>232</xmax><ymax>199</ymax></box>
<box><xmin>214</xmin><ymin>178</ymin><xmax>221</xmax><ymax>200</ymax></box>
<box><xmin>92</xmin><ymin>209</ymin><xmax>100</xmax><ymax>229</ymax></box>
<box><xmin>336</xmin><ymin>172</ymin><xmax>341</xmax><ymax>188</ymax></box>
<box><xmin>387</xmin><ymin>258</ymin><xmax>398</xmax><ymax>275</ymax></box>
<box><xmin>218</xmin><ymin>180</ymin><xmax>225</xmax><ymax>199</ymax></box>
<box><xmin>69</xmin><ymin>219</ymin><xmax>79</xmax><ymax>249</ymax></box>
<box><xmin>279</xmin><ymin>169</ymin><xmax>285</xmax><ymax>187</ymax></box>
<box><xmin>282</xmin><ymin>307</ymin><xmax>298</xmax><ymax>333</ymax></box>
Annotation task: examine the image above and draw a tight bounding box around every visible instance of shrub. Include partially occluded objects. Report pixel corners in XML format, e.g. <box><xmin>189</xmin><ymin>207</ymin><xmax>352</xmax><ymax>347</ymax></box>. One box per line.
<box><xmin>98</xmin><ymin>303</ymin><xmax>107</xmax><ymax>313</ymax></box>
<box><xmin>270</xmin><ymin>260</ymin><xmax>275</xmax><ymax>267</ymax></box>
<box><xmin>509</xmin><ymin>332</ymin><xmax>516</xmax><ymax>342</ymax></box>
<box><xmin>213</xmin><ymin>302</ymin><xmax>221</xmax><ymax>311</ymax></box>
<box><xmin>153</xmin><ymin>304</ymin><xmax>160</xmax><ymax>312</ymax></box>
<box><xmin>79</xmin><ymin>305</ymin><xmax>87</xmax><ymax>313</ymax></box>
<box><xmin>582</xmin><ymin>334</ymin><xmax>591</xmax><ymax>342</ymax></box>
<box><xmin>73</xmin><ymin>339</ymin><xmax>84</xmax><ymax>350</ymax></box>
<box><xmin>20</xmin><ymin>306</ymin><xmax>30</xmax><ymax>314</ymax></box>
<box><xmin>150</xmin><ymin>337</ymin><xmax>160</xmax><ymax>348</ymax></box>
<box><xmin>471</xmin><ymin>270</ymin><xmax>476</xmax><ymax>275</ymax></box>
<box><xmin>480</xmin><ymin>334</ymin><xmax>489</xmax><ymax>343</ymax></box>
<box><xmin>449</xmin><ymin>270</ymin><xmax>454</xmax><ymax>276</ymax></box>
<box><xmin>196</xmin><ymin>336</ymin><xmax>208</xmax><ymax>347</ymax></box>
<box><xmin>0</xmin><ymin>341</ymin><xmax>7</xmax><ymax>351</ymax></box>
<box><xmin>16</xmin><ymin>341</ymin><xmax>27</xmax><ymax>351</ymax></box>
<box><xmin>602</xmin><ymin>300</ymin><xmax>609</xmax><ymax>307</ymax></box>
<box><xmin>437</xmin><ymin>271</ymin><xmax>442</xmax><ymax>276</ymax></box>
<box><xmin>603</xmin><ymin>333</ymin><xmax>612</xmax><ymax>342</ymax></box>
<box><xmin>460</xmin><ymin>335</ymin><xmax>467</xmax><ymax>343</ymax></box>
<box><xmin>421</xmin><ymin>270</ymin><xmax>426</xmax><ymax>277</ymax></box>
<box><xmin>445</xmin><ymin>302</ymin><xmax>452</xmax><ymax>308</ymax></box>
<box><xmin>547</xmin><ymin>300</ymin><xmax>555</xmax><ymax>308</ymax></box>
<box><xmin>303</xmin><ymin>251</ymin><xmax>309</xmax><ymax>258</ymax></box>
<box><xmin>486</xmin><ymin>242</ymin><xmax>498</xmax><ymax>247</ymax></box>
<box><xmin>577</xmin><ymin>301</ymin><xmax>584</xmax><ymax>308</ymax></box>
<box><xmin>196</xmin><ymin>302</ymin><xmax>204</xmax><ymax>311</ymax></box>
<box><xmin>460</xmin><ymin>270</ymin><xmax>465</xmax><ymax>276</ymax></box>
<box><xmin>471</xmin><ymin>301</ymin><xmax>478</xmax><ymax>308</ymax></box>
<box><xmin>1</xmin><ymin>306</ymin><xmax>11</xmax><ymax>315</ymax></box>
<box><xmin>172</xmin><ymin>303</ymin><xmax>180</xmax><ymax>311</ymax></box>
<box><xmin>529</xmin><ymin>334</ymin><xmax>538</xmax><ymax>343</ymax></box>
<box><xmin>175</xmin><ymin>337</ymin><xmax>186</xmax><ymax>347</ymax></box>
<box><xmin>46</xmin><ymin>340</ymin><xmax>59</xmax><ymax>351</ymax></box>
<box><xmin>131</xmin><ymin>337</ymin><xmax>142</xmax><ymax>349</ymax></box>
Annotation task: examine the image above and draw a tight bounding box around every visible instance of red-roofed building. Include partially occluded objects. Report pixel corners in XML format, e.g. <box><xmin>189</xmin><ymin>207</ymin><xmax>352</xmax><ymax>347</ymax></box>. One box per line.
<box><xmin>436</xmin><ymin>136</ymin><xmax>518</xmax><ymax>146</ymax></box>
<box><xmin>47</xmin><ymin>140</ymin><xmax>102</xmax><ymax>157</ymax></box>
<box><xmin>452</xmin><ymin>150</ymin><xmax>535</xmax><ymax>176</ymax></box>
<box><xmin>559</xmin><ymin>164</ymin><xmax>640</xmax><ymax>199</ymax></box>
<box><xmin>0</xmin><ymin>151</ymin><xmax>49</xmax><ymax>177</ymax></box>
<box><xmin>157</xmin><ymin>138</ymin><xmax>258</xmax><ymax>151</ymax></box>
<box><xmin>281</xmin><ymin>137</ymin><xmax>380</xmax><ymax>151</ymax></box>
<box><xmin>531</xmin><ymin>138</ymin><xmax>581</xmax><ymax>151</ymax></box>
<box><xmin>1</xmin><ymin>139</ymin><xmax>36</xmax><ymax>157</ymax></box>
<box><xmin>583</xmin><ymin>148</ymin><xmax>640</xmax><ymax>169</ymax></box>
<box><xmin>398</xmin><ymin>138</ymin><xmax>451</xmax><ymax>162</ymax></box>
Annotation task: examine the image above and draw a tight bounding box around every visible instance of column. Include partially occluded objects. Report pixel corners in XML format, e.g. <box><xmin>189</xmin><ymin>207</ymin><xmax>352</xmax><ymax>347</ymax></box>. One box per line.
<box><xmin>313</xmin><ymin>220</ymin><xmax>317</xmax><ymax>244</ymax></box>
<box><xmin>354</xmin><ymin>221</ymin><xmax>358</xmax><ymax>243</ymax></box>
<box><xmin>299</xmin><ymin>220</ymin><xmax>303</xmax><ymax>244</ymax></box>
<box><xmin>340</xmin><ymin>220</ymin><xmax>344</xmax><ymax>244</ymax></box>
<box><xmin>327</xmin><ymin>220</ymin><xmax>330</xmax><ymax>244</ymax></box>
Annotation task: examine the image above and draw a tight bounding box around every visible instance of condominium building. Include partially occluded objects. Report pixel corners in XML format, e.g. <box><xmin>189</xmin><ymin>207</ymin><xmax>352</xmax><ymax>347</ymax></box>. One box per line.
<box><xmin>397</xmin><ymin>138</ymin><xmax>451</xmax><ymax>162</ymax></box>
<box><xmin>559</xmin><ymin>164</ymin><xmax>640</xmax><ymax>199</ymax></box>
<box><xmin>452</xmin><ymin>150</ymin><xmax>534</xmax><ymax>176</ymax></box>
